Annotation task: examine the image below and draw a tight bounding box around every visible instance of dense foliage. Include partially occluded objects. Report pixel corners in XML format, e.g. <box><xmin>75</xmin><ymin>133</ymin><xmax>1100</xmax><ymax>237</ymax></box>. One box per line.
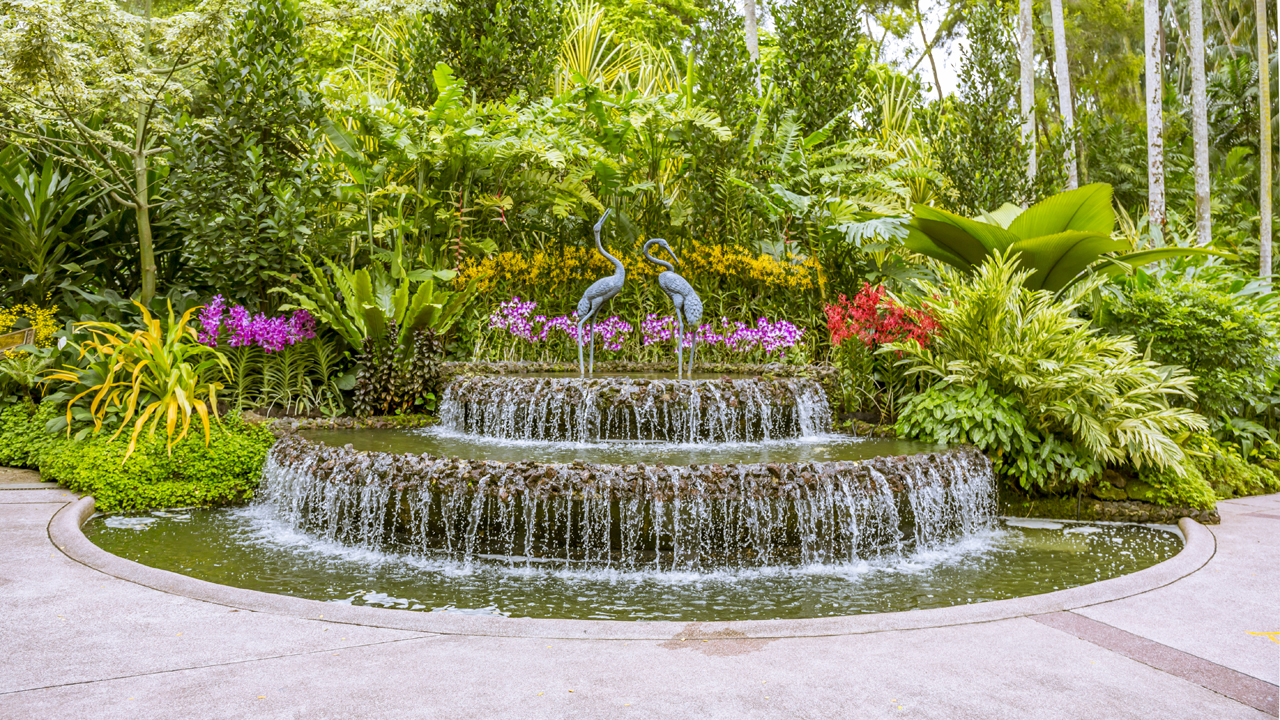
<box><xmin>1105</xmin><ymin>277</ymin><xmax>1280</xmax><ymax>422</ymax></box>
<box><xmin>890</xmin><ymin>254</ymin><xmax>1208</xmax><ymax>490</ymax></box>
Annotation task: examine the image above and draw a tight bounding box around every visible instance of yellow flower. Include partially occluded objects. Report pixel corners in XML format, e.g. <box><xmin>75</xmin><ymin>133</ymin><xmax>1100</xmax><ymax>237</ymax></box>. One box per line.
<box><xmin>0</xmin><ymin>298</ymin><xmax>59</xmax><ymax>356</ymax></box>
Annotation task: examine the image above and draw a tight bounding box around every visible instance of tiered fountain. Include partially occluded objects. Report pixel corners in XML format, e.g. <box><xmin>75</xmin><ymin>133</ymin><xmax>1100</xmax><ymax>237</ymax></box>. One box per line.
<box><xmin>262</xmin><ymin>368</ymin><xmax>998</xmax><ymax>570</ymax></box>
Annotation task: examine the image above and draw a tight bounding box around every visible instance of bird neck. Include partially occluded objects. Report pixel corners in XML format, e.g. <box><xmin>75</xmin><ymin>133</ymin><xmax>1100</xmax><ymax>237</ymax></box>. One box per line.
<box><xmin>642</xmin><ymin>239</ymin><xmax>674</xmax><ymax>272</ymax></box>
<box><xmin>597</xmin><ymin>229</ymin><xmax>625</xmax><ymax>278</ymax></box>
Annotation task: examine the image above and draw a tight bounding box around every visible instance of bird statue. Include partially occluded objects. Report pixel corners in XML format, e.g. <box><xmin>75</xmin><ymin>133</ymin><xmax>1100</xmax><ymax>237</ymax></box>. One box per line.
<box><xmin>575</xmin><ymin>209</ymin><xmax>622</xmax><ymax>376</ymax></box>
<box><xmin>642</xmin><ymin>238</ymin><xmax>703</xmax><ymax>379</ymax></box>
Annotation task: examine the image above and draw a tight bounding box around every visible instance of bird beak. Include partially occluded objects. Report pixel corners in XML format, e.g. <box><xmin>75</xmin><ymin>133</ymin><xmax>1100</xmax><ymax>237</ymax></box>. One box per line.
<box><xmin>665</xmin><ymin>247</ymin><xmax>679</xmax><ymax>264</ymax></box>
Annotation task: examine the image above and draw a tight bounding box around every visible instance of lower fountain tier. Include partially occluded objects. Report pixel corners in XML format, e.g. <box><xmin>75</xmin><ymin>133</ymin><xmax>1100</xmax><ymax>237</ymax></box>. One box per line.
<box><xmin>438</xmin><ymin>375</ymin><xmax>832</xmax><ymax>442</ymax></box>
<box><xmin>259</xmin><ymin>436</ymin><xmax>996</xmax><ymax>568</ymax></box>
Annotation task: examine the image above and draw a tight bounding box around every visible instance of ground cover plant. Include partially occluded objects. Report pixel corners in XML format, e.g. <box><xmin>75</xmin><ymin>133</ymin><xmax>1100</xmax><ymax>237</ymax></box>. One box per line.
<box><xmin>0</xmin><ymin>0</ymin><xmax>1278</xmax><ymax>515</ymax></box>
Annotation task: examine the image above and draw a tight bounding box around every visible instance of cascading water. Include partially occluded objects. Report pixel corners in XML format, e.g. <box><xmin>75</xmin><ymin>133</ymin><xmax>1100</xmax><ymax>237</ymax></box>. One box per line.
<box><xmin>438</xmin><ymin>375</ymin><xmax>833</xmax><ymax>442</ymax></box>
<box><xmin>258</xmin><ymin>439</ymin><xmax>994</xmax><ymax>569</ymax></box>
<box><xmin>255</xmin><ymin>372</ymin><xmax>998</xmax><ymax>572</ymax></box>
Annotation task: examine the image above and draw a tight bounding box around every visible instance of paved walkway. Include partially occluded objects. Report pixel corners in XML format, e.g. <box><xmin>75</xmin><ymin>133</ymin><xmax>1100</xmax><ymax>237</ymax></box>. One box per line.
<box><xmin>0</xmin><ymin>483</ymin><xmax>1276</xmax><ymax>719</ymax></box>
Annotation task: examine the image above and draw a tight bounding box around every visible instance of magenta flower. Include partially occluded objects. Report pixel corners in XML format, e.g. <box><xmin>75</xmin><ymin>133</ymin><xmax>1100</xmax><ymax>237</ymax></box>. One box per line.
<box><xmin>196</xmin><ymin>298</ymin><xmax>317</xmax><ymax>353</ymax></box>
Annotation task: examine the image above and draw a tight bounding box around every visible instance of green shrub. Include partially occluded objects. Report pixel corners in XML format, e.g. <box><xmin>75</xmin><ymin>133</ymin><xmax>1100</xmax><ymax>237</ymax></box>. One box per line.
<box><xmin>1105</xmin><ymin>278</ymin><xmax>1278</xmax><ymax>420</ymax></box>
<box><xmin>0</xmin><ymin>401</ymin><xmax>63</xmax><ymax>467</ymax></box>
<box><xmin>0</xmin><ymin>404</ymin><xmax>275</xmax><ymax>512</ymax></box>
<box><xmin>1137</xmin><ymin>462</ymin><xmax>1218</xmax><ymax>510</ymax></box>
<box><xmin>38</xmin><ymin>414</ymin><xmax>274</xmax><ymax>512</ymax></box>
<box><xmin>890</xmin><ymin>253</ymin><xmax>1208</xmax><ymax>486</ymax></box>
<box><xmin>1183</xmin><ymin>434</ymin><xmax>1280</xmax><ymax>499</ymax></box>
<box><xmin>895</xmin><ymin>381</ymin><xmax>1100</xmax><ymax>492</ymax></box>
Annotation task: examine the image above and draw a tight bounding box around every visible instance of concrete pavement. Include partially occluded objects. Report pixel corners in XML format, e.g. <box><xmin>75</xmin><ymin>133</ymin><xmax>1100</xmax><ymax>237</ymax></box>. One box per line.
<box><xmin>1</xmin><ymin>482</ymin><xmax>1276</xmax><ymax>719</ymax></box>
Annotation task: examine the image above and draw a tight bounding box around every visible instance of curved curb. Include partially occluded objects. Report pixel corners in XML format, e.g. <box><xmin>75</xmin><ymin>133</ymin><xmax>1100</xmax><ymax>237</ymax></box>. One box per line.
<box><xmin>50</xmin><ymin>496</ymin><xmax>1215</xmax><ymax>641</ymax></box>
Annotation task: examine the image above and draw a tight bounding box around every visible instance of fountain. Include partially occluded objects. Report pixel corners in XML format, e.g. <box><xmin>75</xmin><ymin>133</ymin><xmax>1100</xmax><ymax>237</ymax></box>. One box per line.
<box><xmin>86</xmin><ymin>363</ymin><xmax>1186</xmax><ymax>620</ymax></box>
<box><xmin>258</xmin><ymin>365</ymin><xmax>999</xmax><ymax>570</ymax></box>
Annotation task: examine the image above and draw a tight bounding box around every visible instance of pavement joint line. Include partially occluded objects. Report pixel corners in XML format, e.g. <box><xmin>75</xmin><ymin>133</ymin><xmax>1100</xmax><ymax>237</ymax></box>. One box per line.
<box><xmin>0</xmin><ymin>633</ymin><xmax>443</xmax><ymax>697</ymax></box>
<box><xmin>1031</xmin><ymin>611</ymin><xmax>1279</xmax><ymax>714</ymax></box>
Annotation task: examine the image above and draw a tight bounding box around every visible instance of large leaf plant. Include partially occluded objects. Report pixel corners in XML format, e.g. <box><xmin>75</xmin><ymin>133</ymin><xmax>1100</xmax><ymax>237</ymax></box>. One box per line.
<box><xmin>903</xmin><ymin>183</ymin><xmax>1229</xmax><ymax>293</ymax></box>
<box><xmin>270</xmin><ymin>240</ymin><xmax>478</xmax><ymax>351</ymax></box>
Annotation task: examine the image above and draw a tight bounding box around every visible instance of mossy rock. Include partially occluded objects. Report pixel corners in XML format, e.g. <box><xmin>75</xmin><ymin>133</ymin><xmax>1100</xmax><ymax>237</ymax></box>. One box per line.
<box><xmin>1091</xmin><ymin>482</ymin><xmax>1127</xmax><ymax>501</ymax></box>
<box><xmin>1125</xmin><ymin>480</ymin><xmax>1158</xmax><ymax>503</ymax></box>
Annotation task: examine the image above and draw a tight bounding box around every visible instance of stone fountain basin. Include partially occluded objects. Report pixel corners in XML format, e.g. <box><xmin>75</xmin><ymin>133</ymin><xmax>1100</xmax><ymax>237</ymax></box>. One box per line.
<box><xmin>276</xmin><ymin>432</ymin><xmax>974</xmax><ymax>502</ymax></box>
<box><xmin>299</xmin><ymin>425</ymin><xmax>941</xmax><ymax>466</ymax></box>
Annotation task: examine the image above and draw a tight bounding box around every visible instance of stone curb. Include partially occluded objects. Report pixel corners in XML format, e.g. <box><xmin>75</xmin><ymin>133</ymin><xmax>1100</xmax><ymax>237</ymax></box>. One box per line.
<box><xmin>50</xmin><ymin>495</ymin><xmax>1215</xmax><ymax>641</ymax></box>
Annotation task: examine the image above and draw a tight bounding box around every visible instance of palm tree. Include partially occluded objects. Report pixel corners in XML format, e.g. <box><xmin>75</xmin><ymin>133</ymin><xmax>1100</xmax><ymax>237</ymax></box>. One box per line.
<box><xmin>1020</xmin><ymin>0</ymin><xmax>1037</xmax><ymax>184</ymax></box>
<box><xmin>1145</xmin><ymin>0</ymin><xmax>1165</xmax><ymax>227</ymax></box>
<box><xmin>1189</xmin><ymin>0</ymin><xmax>1211</xmax><ymax>245</ymax></box>
<box><xmin>1259</xmin><ymin>0</ymin><xmax>1273</xmax><ymax>278</ymax></box>
<box><xmin>1049</xmin><ymin>0</ymin><xmax>1077</xmax><ymax>188</ymax></box>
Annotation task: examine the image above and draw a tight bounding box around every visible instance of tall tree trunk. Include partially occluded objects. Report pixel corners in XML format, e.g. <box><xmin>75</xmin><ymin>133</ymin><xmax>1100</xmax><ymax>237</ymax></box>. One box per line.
<box><xmin>744</xmin><ymin>0</ymin><xmax>760</xmax><ymax>91</ymax></box>
<box><xmin>135</xmin><ymin>148</ymin><xmax>156</xmax><ymax>304</ymax></box>
<box><xmin>1189</xmin><ymin>0</ymin><xmax>1211</xmax><ymax>245</ymax></box>
<box><xmin>1020</xmin><ymin>0</ymin><xmax>1037</xmax><ymax>186</ymax></box>
<box><xmin>1144</xmin><ymin>0</ymin><xmax>1165</xmax><ymax>227</ymax></box>
<box><xmin>137</xmin><ymin>0</ymin><xmax>156</xmax><ymax>302</ymax></box>
<box><xmin>1049</xmin><ymin>0</ymin><xmax>1077</xmax><ymax>188</ymax></box>
<box><xmin>1260</xmin><ymin>0</ymin><xmax>1273</xmax><ymax>279</ymax></box>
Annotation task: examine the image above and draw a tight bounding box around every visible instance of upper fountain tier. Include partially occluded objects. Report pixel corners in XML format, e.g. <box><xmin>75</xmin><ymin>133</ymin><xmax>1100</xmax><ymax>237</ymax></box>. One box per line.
<box><xmin>439</xmin><ymin>374</ymin><xmax>833</xmax><ymax>443</ymax></box>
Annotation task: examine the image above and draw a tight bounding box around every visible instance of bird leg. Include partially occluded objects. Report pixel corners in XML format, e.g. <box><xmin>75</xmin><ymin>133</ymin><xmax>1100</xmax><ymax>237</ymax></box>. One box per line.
<box><xmin>589</xmin><ymin>319</ymin><xmax>596</xmax><ymax>375</ymax></box>
<box><xmin>576</xmin><ymin>313</ymin><xmax>589</xmax><ymax>377</ymax></box>
<box><xmin>674</xmin><ymin>311</ymin><xmax>684</xmax><ymax>380</ymax></box>
<box><xmin>687</xmin><ymin>325</ymin><xmax>697</xmax><ymax>378</ymax></box>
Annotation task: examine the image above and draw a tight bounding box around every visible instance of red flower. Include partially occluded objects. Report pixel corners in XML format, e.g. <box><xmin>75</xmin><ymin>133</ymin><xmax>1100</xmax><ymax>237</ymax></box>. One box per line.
<box><xmin>824</xmin><ymin>283</ymin><xmax>939</xmax><ymax>350</ymax></box>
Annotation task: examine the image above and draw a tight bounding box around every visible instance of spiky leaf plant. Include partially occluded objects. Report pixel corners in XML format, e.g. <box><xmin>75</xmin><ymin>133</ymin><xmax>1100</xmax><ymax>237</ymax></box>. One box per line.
<box><xmin>46</xmin><ymin>302</ymin><xmax>227</xmax><ymax>460</ymax></box>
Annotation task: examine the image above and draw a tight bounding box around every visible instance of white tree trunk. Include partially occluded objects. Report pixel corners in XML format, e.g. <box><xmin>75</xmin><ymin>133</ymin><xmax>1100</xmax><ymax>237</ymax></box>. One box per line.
<box><xmin>1260</xmin><ymin>0</ymin><xmax>1273</xmax><ymax>278</ymax></box>
<box><xmin>1189</xmin><ymin>0</ymin><xmax>1211</xmax><ymax>245</ymax></box>
<box><xmin>1020</xmin><ymin>0</ymin><xmax>1037</xmax><ymax>185</ymax></box>
<box><xmin>1145</xmin><ymin>0</ymin><xmax>1165</xmax><ymax>227</ymax></box>
<box><xmin>1049</xmin><ymin>0</ymin><xmax>1077</xmax><ymax>188</ymax></box>
<box><xmin>744</xmin><ymin>0</ymin><xmax>760</xmax><ymax>92</ymax></box>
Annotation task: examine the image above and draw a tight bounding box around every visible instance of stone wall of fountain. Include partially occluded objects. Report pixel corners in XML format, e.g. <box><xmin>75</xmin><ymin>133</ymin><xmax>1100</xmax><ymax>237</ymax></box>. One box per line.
<box><xmin>439</xmin><ymin>375</ymin><xmax>832</xmax><ymax>442</ymax></box>
<box><xmin>259</xmin><ymin>435</ymin><xmax>995</xmax><ymax>569</ymax></box>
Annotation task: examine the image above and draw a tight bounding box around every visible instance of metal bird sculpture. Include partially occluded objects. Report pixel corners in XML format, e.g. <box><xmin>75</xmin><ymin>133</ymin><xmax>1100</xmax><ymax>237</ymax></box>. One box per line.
<box><xmin>575</xmin><ymin>209</ymin><xmax>621</xmax><ymax>376</ymax></box>
<box><xmin>642</xmin><ymin>238</ymin><xmax>703</xmax><ymax>379</ymax></box>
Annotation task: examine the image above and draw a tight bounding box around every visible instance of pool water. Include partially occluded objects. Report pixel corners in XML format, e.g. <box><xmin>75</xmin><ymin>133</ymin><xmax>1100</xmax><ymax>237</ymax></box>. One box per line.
<box><xmin>85</xmin><ymin>508</ymin><xmax>1182</xmax><ymax>622</ymax></box>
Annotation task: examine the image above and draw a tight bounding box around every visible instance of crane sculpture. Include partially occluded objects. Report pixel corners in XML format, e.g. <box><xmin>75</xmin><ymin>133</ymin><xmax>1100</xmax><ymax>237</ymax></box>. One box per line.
<box><xmin>575</xmin><ymin>209</ymin><xmax>622</xmax><ymax>376</ymax></box>
<box><xmin>642</xmin><ymin>238</ymin><xmax>703</xmax><ymax>379</ymax></box>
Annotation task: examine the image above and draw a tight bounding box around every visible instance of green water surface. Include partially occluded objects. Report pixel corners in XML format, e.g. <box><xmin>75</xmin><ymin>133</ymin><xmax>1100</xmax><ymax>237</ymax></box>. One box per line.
<box><xmin>85</xmin><ymin>510</ymin><xmax>1181</xmax><ymax>621</ymax></box>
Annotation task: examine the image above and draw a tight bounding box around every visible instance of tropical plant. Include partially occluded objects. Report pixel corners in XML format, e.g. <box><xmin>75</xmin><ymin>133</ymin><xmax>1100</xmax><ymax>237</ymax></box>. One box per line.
<box><xmin>824</xmin><ymin>283</ymin><xmax>940</xmax><ymax>418</ymax></box>
<box><xmin>0</xmin><ymin>148</ymin><xmax>103</xmax><ymax>300</ymax></box>
<box><xmin>889</xmin><ymin>252</ymin><xmax>1209</xmax><ymax>482</ymax></box>
<box><xmin>45</xmin><ymin>302</ymin><xmax>227</xmax><ymax>460</ymax></box>
<box><xmin>352</xmin><ymin>324</ymin><xmax>444</xmax><ymax>417</ymax></box>
<box><xmin>415</xmin><ymin>0</ymin><xmax>563</xmax><ymax>103</ymax></box>
<box><xmin>271</xmin><ymin>241</ymin><xmax>477</xmax><ymax>351</ymax></box>
<box><xmin>1104</xmin><ymin>276</ymin><xmax>1279</xmax><ymax>422</ymax></box>
<box><xmin>903</xmin><ymin>183</ymin><xmax>1227</xmax><ymax>292</ymax></box>
<box><xmin>895</xmin><ymin>380</ymin><xmax>1101</xmax><ymax>492</ymax></box>
<box><xmin>168</xmin><ymin>0</ymin><xmax>326</xmax><ymax>308</ymax></box>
